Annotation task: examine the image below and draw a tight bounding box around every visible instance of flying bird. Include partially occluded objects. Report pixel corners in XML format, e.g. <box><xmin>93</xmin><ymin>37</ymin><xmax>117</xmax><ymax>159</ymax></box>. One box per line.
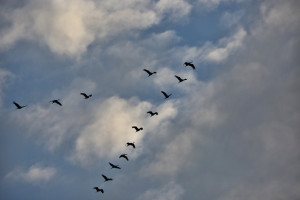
<box><xmin>184</xmin><ymin>61</ymin><xmax>195</xmax><ymax>70</ymax></box>
<box><xmin>109</xmin><ymin>162</ymin><xmax>121</xmax><ymax>169</ymax></box>
<box><xmin>102</xmin><ymin>174</ymin><xmax>113</xmax><ymax>182</ymax></box>
<box><xmin>161</xmin><ymin>91</ymin><xmax>172</xmax><ymax>99</ymax></box>
<box><xmin>80</xmin><ymin>93</ymin><xmax>92</xmax><ymax>99</ymax></box>
<box><xmin>93</xmin><ymin>187</ymin><xmax>104</xmax><ymax>193</ymax></box>
<box><xmin>143</xmin><ymin>69</ymin><xmax>157</xmax><ymax>76</ymax></box>
<box><xmin>126</xmin><ymin>142</ymin><xmax>135</xmax><ymax>149</ymax></box>
<box><xmin>50</xmin><ymin>99</ymin><xmax>62</xmax><ymax>106</ymax></box>
<box><xmin>119</xmin><ymin>154</ymin><xmax>129</xmax><ymax>161</ymax></box>
<box><xmin>132</xmin><ymin>126</ymin><xmax>143</xmax><ymax>132</ymax></box>
<box><xmin>175</xmin><ymin>75</ymin><xmax>187</xmax><ymax>83</ymax></box>
<box><xmin>147</xmin><ymin>111</ymin><xmax>158</xmax><ymax>117</ymax></box>
<box><xmin>13</xmin><ymin>101</ymin><xmax>26</xmax><ymax>109</ymax></box>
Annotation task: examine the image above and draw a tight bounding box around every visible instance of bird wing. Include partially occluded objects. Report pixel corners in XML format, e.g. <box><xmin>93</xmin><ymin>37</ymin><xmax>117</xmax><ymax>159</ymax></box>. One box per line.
<box><xmin>161</xmin><ymin>91</ymin><xmax>168</xmax><ymax>98</ymax></box>
<box><xmin>175</xmin><ymin>75</ymin><xmax>181</xmax><ymax>80</ymax></box>
<box><xmin>80</xmin><ymin>93</ymin><xmax>88</xmax><ymax>98</ymax></box>
<box><xmin>102</xmin><ymin>174</ymin><xmax>107</xmax><ymax>179</ymax></box>
<box><xmin>143</xmin><ymin>69</ymin><xmax>151</xmax><ymax>75</ymax></box>
<box><xmin>13</xmin><ymin>101</ymin><xmax>21</xmax><ymax>108</ymax></box>
<box><xmin>55</xmin><ymin>101</ymin><xmax>62</xmax><ymax>106</ymax></box>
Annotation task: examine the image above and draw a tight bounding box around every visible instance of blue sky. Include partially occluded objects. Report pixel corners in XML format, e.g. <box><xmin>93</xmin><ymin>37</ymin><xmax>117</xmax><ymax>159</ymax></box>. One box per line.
<box><xmin>0</xmin><ymin>0</ymin><xmax>300</xmax><ymax>200</ymax></box>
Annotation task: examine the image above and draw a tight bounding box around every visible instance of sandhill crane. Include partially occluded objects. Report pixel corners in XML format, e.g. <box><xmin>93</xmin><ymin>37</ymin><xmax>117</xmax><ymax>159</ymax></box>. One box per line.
<box><xmin>119</xmin><ymin>154</ymin><xmax>129</xmax><ymax>161</ymax></box>
<box><xmin>80</xmin><ymin>93</ymin><xmax>92</xmax><ymax>99</ymax></box>
<box><xmin>93</xmin><ymin>187</ymin><xmax>104</xmax><ymax>193</ymax></box>
<box><xmin>102</xmin><ymin>174</ymin><xmax>113</xmax><ymax>182</ymax></box>
<box><xmin>184</xmin><ymin>61</ymin><xmax>195</xmax><ymax>70</ymax></box>
<box><xmin>161</xmin><ymin>91</ymin><xmax>172</xmax><ymax>99</ymax></box>
<box><xmin>132</xmin><ymin>126</ymin><xmax>143</xmax><ymax>132</ymax></box>
<box><xmin>175</xmin><ymin>75</ymin><xmax>187</xmax><ymax>83</ymax></box>
<box><xmin>143</xmin><ymin>69</ymin><xmax>157</xmax><ymax>76</ymax></box>
<box><xmin>147</xmin><ymin>111</ymin><xmax>158</xmax><ymax>117</ymax></box>
<box><xmin>126</xmin><ymin>142</ymin><xmax>135</xmax><ymax>149</ymax></box>
<box><xmin>109</xmin><ymin>162</ymin><xmax>121</xmax><ymax>169</ymax></box>
<box><xmin>50</xmin><ymin>99</ymin><xmax>62</xmax><ymax>106</ymax></box>
<box><xmin>13</xmin><ymin>101</ymin><xmax>26</xmax><ymax>109</ymax></box>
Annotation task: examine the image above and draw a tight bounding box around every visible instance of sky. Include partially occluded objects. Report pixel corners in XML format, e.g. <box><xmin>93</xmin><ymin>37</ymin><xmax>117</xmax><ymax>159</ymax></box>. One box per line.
<box><xmin>0</xmin><ymin>0</ymin><xmax>299</xmax><ymax>199</ymax></box>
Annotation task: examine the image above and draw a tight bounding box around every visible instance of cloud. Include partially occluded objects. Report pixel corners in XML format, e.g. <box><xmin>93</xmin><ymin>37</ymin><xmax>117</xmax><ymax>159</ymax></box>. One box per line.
<box><xmin>0</xmin><ymin>69</ymin><xmax>14</xmax><ymax>106</ymax></box>
<box><xmin>6</xmin><ymin>165</ymin><xmax>56</xmax><ymax>184</ymax></box>
<box><xmin>71</xmin><ymin>96</ymin><xmax>177</xmax><ymax>165</ymax></box>
<box><xmin>11</xmin><ymin>78</ymin><xmax>97</xmax><ymax>151</ymax></box>
<box><xmin>0</xmin><ymin>0</ymin><xmax>192</xmax><ymax>57</ymax></box>
<box><xmin>137</xmin><ymin>181</ymin><xmax>184</xmax><ymax>200</ymax></box>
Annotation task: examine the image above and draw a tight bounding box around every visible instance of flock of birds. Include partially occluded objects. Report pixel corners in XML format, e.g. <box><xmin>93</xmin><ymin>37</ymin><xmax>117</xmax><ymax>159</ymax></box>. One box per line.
<box><xmin>12</xmin><ymin>61</ymin><xmax>196</xmax><ymax>197</ymax></box>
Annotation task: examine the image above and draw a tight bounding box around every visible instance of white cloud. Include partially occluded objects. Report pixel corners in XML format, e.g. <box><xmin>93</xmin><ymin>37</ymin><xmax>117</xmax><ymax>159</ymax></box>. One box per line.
<box><xmin>155</xmin><ymin>0</ymin><xmax>192</xmax><ymax>20</ymax></box>
<box><xmin>205</xmin><ymin>27</ymin><xmax>246</xmax><ymax>62</ymax></box>
<box><xmin>0</xmin><ymin>0</ymin><xmax>192</xmax><ymax>57</ymax></box>
<box><xmin>137</xmin><ymin>181</ymin><xmax>184</xmax><ymax>200</ymax></box>
<box><xmin>71</xmin><ymin>96</ymin><xmax>177</xmax><ymax>165</ymax></box>
<box><xmin>6</xmin><ymin>165</ymin><xmax>56</xmax><ymax>184</ymax></box>
<box><xmin>12</xmin><ymin>78</ymin><xmax>97</xmax><ymax>151</ymax></box>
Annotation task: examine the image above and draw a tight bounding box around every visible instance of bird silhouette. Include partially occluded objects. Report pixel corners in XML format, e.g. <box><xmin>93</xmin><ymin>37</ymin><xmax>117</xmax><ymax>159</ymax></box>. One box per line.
<box><xmin>147</xmin><ymin>111</ymin><xmax>158</xmax><ymax>117</ymax></box>
<box><xmin>93</xmin><ymin>187</ymin><xmax>104</xmax><ymax>193</ymax></box>
<box><xmin>109</xmin><ymin>162</ymin><xmax>121</xmax><ymax>169</ymax></box>
<box><xmin>132</xmin><ymin>126</ymin><xmax>143</xmax><ymax>132</ymax></box>
<box><xmin>102</xmin><ymin>174</ymin><xmax>113</xmax><ymax>182</ymax></box>
<box><xmin>161</xmin><ymin>91</ymin><xmax>172</xmax><ymax>99</ymax></box>
<box><xmin>126</xmin><ymin>142</ymin><xmax>135</xmax><ymax>149</ymax></box>
<box><xmin>119</xmin><ymin>154</ymin><xmax>129</xmax><ymax>161</ymax></box>
<box><xmin>80</xmin><ymin>93</ymin><xmax>92</xmax><ymax>99</ymax></box>
<box><xmin>143</xmin><ymin>69</ymin><xmax>157</xmax><ymax>76</ymax></box>
<box><xmin>13</xmin><ymin>101</ymin><xmax>26</xmax><ymax>109</ymax></box>
<box><xmin>50</xmin><ymin>99</ymin><xmax>62</xmax><ymax>106</ymax></box>
<box><xmin>184</xmin><ymin>61</ymin><xmax>195</xmax><ymax>70</ymax></box>
<box><xmin>175</xmin><ymin>75</ymin><xmax>187</xmax><ymax>83</ymax></box>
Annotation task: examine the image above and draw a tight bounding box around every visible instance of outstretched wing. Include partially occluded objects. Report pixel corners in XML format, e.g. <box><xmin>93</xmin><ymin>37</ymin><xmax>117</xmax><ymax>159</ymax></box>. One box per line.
<box><xmin>80</xmin><ymin>93</ymin><xmax>88</xmax><ymax>98</ymax></box>
<box><xmin>102</xmin><ymin>174</ymin><xmax>107</xmax><ymax>180</ymax></box>
<box><xmin>13</xmin><ymin>101</ymin><xmax>21</xmax><ymax>108</ymax></box>
<box><xmin>143</xmin><ymin>69</ymin><xmax>151</xmax><ymax>75</ymax></box>
<box><xmin>161</xmin><ymin>91</ymin><xmax>168</xmax><ymax>98</ymax></box>
<box><xmin>175</xmin><ymin>75</ymin><xmax>181</xmax><ymax>81</ymax></box>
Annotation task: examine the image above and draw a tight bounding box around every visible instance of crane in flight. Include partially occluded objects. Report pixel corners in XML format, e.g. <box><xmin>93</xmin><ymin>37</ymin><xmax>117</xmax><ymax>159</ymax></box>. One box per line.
<box><xmin>119</xmin><ymin>154</ymin><xmax>129</xmax><ymax>161</ymax></box>
<box><xmin>93</xmin><ymin>187</ymin><xmax>104</xmax><ymax>193</ymax></box>
<box><xmin>175</xmin><ymin>75</ymin><xmax>187</xmax><ymax>83</ymax></box>
<box><xmin>132</xmin><ymin>126</ymin><xmax>143</xmax><ymax>132</ymax></box>
<box><xmin>80</xmin><ymin>93</ymin><xmax>92</xmax><ymax>99</ymax></box>
<box><xmin>13</xmin><ymin>101</ymin><xmax>27</xmax><ymax>109</ymax></box>
<box><xmin>161</xmin><ymin>91</ymin><xmax>172</xmax><ymax>99</ymax></box>
<box><xmin>109</xmin><ymin>162</ymin><xmax>121</xmax><ymax>169</ymax></box>
<box><xmin>50</xmin><ymin>99</ymin><xmax>62</xmax><ymax>106</ymax></box>
<box><xmin>143</xmin><ymin>69</ymin><xmax>157</xmax><ymax>76</ymax></box>
<box><xmin>102</xmin><ymin>174</ymin><xmax>113</xmax><ymax>182</ymax></box>
<box><xmin>126</xmin><ymin>142</ymin><xmax>136</xmax><ymax>149</ymax></box>
<box><xmin>147</xmin><ymin>111</ymin><xmax>158</xmax><ymax>117</ymax></box>
<box><xmin>184</xmin><ymin>61</ymin><xmax>195</xmax><ymax>70</ymax></box>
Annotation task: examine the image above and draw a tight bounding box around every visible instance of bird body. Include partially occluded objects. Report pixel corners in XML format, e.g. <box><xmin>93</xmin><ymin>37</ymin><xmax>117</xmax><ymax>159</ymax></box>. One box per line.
<box><xmin>175</xmin><ymin>75</ymin><xmax>187</xmax><ymax>83</ymax></box>
<box><xmin>93</xmin><ymin>187</ymin><xmax>104</xmax><ymax>193</ymax></box>
<box><xmin>109</xmin><ymin>162</ymin><xmax>121</xmax><ymax>169</ymax></box>
<box><xmin>143</xmin><ymin>69</ymin><xmax>157</xmax><ymax>76</ymax></box>
<box><xmin>147</xmin><ymin>111</ymin><xmax>158</xmax><ymax>117</ymax></box>
<box><xmin>161</xmin><ymin>91</ymin><xmax>172</xmax><ymax>99</ymax></box>
<box><xmin>184</xmin><ymin>62</ymin><xmax>195</xmax><ymax>70</ymax></box>
<box><xmin>13</xmin><ymin>101</ymin><xmax>26</xmax><ymax>109</ymax></box>
<box><xmin>102</xmin><ymin>174</ymin><xmax>113</xmax><ymax>182</ymax></box>
<box><xmin>126</xmin><ymin>142</ymin><xmax>136</xmax><ymax>149</ymax></box>
<box><xmin>132</xmin><ymin>126</ymin><xmax>143</xmax><ymax>132</ymax></box>
<box><xmin>80</xmin><ymin>93</ymin><xmax>92</xmax><ymax>99</ymax></box>
<box><xmin>50</xmin><ymin>99</ymin><xmax>62</xmax><ymax>106</ymax></box>
<box><xmin>119</xmin><ymin>154</ymin><xmax>129</xmax><ymax>161</ymax></box>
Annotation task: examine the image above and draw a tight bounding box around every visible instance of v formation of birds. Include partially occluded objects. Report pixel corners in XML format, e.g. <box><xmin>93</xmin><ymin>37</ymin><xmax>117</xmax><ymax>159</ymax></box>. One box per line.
<box><xmin>12</xmin><ymin>62</ymin><xmax>195</xmax><ymax>197</ymax></box>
